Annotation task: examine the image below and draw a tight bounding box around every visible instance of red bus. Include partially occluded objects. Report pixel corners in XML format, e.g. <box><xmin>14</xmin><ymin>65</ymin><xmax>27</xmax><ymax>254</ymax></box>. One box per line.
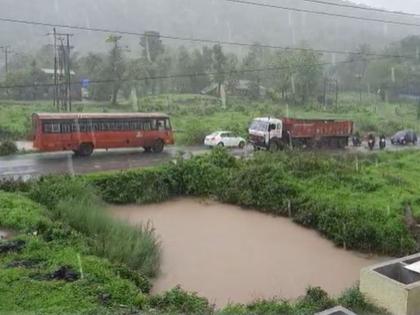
<box><xmin>32</xmin><ymin>112</ymin><xmax>175</xmax><ymax>156</ymax></box>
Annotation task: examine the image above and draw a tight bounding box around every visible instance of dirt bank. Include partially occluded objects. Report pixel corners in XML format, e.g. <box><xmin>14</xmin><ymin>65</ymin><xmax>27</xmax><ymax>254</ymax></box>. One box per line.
<box><xmin>111</xmin><ymin>198</ymin><xmax>383</xmax><ymax>306</ymax></box>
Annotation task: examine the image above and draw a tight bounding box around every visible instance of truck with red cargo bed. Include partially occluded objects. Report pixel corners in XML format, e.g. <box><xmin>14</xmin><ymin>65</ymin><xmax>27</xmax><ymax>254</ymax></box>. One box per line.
<box><xmin>248</xmin><ymin>117</ymin><xmax>354</xmax><ymax>150</ymax></box>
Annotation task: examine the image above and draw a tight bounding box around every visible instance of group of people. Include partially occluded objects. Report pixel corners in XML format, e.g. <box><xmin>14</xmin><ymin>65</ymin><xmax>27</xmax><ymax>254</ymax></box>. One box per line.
<box><xmin>352</xmin><ymin>132</ymin><xmax>386</xmax><ymax>150</ymax></box>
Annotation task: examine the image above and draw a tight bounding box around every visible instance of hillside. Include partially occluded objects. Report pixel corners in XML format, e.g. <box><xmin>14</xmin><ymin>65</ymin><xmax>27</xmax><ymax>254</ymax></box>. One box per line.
<box><xmin>1</xmin><ymin>0</ymin><xmax>420</xmax><ymax>55</ymax></box>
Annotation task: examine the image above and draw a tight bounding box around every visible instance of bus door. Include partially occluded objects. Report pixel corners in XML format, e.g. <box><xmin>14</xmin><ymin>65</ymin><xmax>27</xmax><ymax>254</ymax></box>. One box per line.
<box><xmin>60</xmin><ymin>120</ymin><xmax>74</xmax><ymax>150</ymax></box>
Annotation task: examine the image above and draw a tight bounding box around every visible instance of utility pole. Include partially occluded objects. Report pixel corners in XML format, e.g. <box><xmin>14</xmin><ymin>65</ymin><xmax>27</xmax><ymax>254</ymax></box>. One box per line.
<box><xmin>53</xmin><ymin>28</ymin><xmax>58</xmax><ymax>110</ymax></box>
<box><xmin>0</xmin><ymin>45</ymin><xmax>11</xmax><ymax>74</ymax></box>
<box><xmin>66</xmin><ymin>34</ymin><xmax>72</xmax><ymax>112</ymax></box>
<box><xmin>47</xmin><ymin>30</ymin><xmax>74</xmax><ymax>112</ymax></box>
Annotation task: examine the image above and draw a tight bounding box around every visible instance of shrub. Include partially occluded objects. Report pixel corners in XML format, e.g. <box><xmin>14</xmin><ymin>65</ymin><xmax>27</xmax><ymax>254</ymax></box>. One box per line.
<box><xmin>0</xmin><ymin>140</ymin><xmax>18</xmax><ymax>156</ymax></box>
<box><xmin>0</xmin><ymin>191</ymin><xmax>51</xmax><ymax>232</ymax></box>
<box><xmin>147</xmin><ymin>286</ymin><xmax>213</xmax><ymax>314</ymax></box>
<box><xmin>338</xmin><ymin>287</ymin><xmax>389</xmax><ymax>315</ymax></box>
<box><xmin>88</xmin><ymin>165</ymin><xmax>181</xmax><ymax>204</ymax></box>
<box><xmin>179</xmin><ymin>119</ymin><xmax>212</xmax><ymax>145</ymax></box>
<box><xmin>29</xmin><ymin>177</ymin><xmax>161</xmax><ymax>277</ymax></box>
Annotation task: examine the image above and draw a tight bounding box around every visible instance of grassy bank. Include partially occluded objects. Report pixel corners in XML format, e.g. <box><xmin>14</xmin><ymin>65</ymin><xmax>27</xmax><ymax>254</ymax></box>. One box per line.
<box><xmin>0</xmin><ymin>191</ymin><xmax>151</xmax><ymax>314</ymax></box>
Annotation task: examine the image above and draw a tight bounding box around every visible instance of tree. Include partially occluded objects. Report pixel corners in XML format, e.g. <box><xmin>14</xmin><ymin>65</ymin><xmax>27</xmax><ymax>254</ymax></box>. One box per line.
<box><xmin>1</xmin><ymin>60</ymin><xmax>49</xmax><ymax>100</ymax></box>
<box><xmin>140</xmin><ymin>31</ymin><xmax>164</xmax><ymax>63</ymax></box>
<box><xmin>212</xmin><ymin>44</ymin><xmax>227</xmax><ymax>97</ymax></box>
<box><xmin>105</xmin><ymin>35</ymin><xmax>126</xmax><ymax>105</ymax></box>
<box><xmin>242</xmin><ymin>44</ymin><xmax>264</xmax><ymax>99</ymax></box>
<box><xmin>175</xmin><ymin>46</ymin><xmax>192</xmax><ymax>93</ymax></box>
<box><xmin>293</xmin><ymin>50</ymin><xmax>322</xmax><ymax>104</ymax></box>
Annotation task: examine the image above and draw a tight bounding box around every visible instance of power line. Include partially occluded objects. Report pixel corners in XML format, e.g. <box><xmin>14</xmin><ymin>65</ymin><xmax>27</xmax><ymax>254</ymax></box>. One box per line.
<box><xmin>0</xmin><ymin>16</ymin><xmax>416</xmax><ymax>60</ymax></box>
<box><xmin>0</xmin><ymin>56</ymin><xmax>395</xmax><ymax>90</ymax></box>
<box><xmin>293</xmin><ymin>0</ymin><xmax>420</xmax><ymax>18</ymax></box>
<box><xmin>223</xmin><ymin>0</ymin><xmax>420</xmax><ymax>28</ymax></box>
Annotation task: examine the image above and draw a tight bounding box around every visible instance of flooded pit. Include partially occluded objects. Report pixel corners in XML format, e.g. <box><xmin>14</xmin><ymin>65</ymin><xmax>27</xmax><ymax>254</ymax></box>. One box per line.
<box><xmin>111</xmin><ymin>198</ymin><xmax>382</xmax><ymax>306</ymax></box>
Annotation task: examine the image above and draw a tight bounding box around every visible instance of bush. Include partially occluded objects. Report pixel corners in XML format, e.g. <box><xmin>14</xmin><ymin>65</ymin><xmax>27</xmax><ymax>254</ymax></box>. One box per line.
<box><xmin>0</xmin><ymin>140</ymin><xmax>18</xmax><ymax>156</ymax></box>
<box><xmin>0</xmin><ymin>191</ymin><xmax>51</xmax><ymax>232</ymax></box>
<box><xmin>0</xmin><ymin>193</ymin><xmax>147</xmax><ymax>314</ymax></box>
<box><xmin>29</xmin><ymin>177</ymin><xmax>161</xmax><ymax>277</ymax></box>
<box><xmin>179</xmin><ymin>119</ymin><xmax>212</xmax><ymax>145</ymax></box>
<box><xmin>88</xmin><ymin>165</ymin><xmax>181</xmax><ymax>204</ymax></box>
<box><xmin>147</xmin><ymin>286</ymin><xmax>213</xmax><ymax>314</ymax></box>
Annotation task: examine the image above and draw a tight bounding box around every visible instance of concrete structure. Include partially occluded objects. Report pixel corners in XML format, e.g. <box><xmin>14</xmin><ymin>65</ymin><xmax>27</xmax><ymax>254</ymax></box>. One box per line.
<box><xmin>360</xmin><ymin>253</ymin><xmax>420</xmax><ymax>315</ymax></box>
<box><xmin>315</xmin><ymin>306</ymin><xmax>357</xmax><ymax>315</ymax></box>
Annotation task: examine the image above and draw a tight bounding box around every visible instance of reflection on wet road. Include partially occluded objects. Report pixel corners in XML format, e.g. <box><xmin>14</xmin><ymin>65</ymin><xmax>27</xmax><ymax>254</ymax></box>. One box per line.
<box><xmin>0</xmin><ymin>146</ymin><xmax>207</xmax><ymax>179</ymax></box>
<box><xmin>0</xmin><ymin>140</ymin><xmax>418</xmax><ymax>179</ymax></box>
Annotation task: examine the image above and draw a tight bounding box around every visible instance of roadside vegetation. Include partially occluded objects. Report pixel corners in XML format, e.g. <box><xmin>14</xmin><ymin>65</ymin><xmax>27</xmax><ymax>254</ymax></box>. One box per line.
<box><xmin>0</xmin><ymin>140</ymin><xmax>18</xmax><ymax>156</ymax></box>
<box><xmin>1</xmin><ymin>93</ymin><xmax>419</xmax><ymax>146</ymax></box>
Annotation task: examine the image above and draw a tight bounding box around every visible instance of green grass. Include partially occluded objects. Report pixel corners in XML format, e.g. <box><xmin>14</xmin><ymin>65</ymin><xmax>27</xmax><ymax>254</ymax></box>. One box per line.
<box><xmin>28</xmin><ymin>177</ymin><xmax>161</xmax><ymax>277</ymax></box>
<box><xmin>0</xmin><ymin>191</ymin><xmax>147</xmax><ymax>314</ymax></box>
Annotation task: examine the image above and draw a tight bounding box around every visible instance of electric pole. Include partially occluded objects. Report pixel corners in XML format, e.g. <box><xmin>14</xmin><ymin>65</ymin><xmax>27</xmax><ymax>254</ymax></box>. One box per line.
<box><xmin>47</xmin><ymin>30</ymin><xmax>74</xmax><ymax>112</ymax></box>
<box><xmin>0</xmin><ymin>45</ymin><xmax>11</xmax><ymax>74</ymax></box>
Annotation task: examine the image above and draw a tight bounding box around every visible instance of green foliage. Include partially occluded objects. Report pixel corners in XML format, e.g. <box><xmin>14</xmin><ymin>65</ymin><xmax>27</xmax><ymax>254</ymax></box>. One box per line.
<box><xmin>218</xmin><ymin>287</ymin><xmax>386</xmax><ymax>315</ymax></box>
<box><xmin>0</xmin><ymin>191</ymin><xmax>50</xmax><ymax>232</ymax></box>
<box><xmin>0</xmin><ymin>140</ymin><xmax>18</xmax><ymax>156</ymax></box>
<box><xmin>147</xmin><ymin>286</ymin><xmax>213</xmax><ymax>314</ymax></box>
<box><xmin>29</xmin><ymin>176</ymin><xmax>161</xmax><ymax>277</ymax></box>
<box><xmin>338</xmin><ymin>287</ymin><xmax>389</xmax><ymax>315</ymax></box>
<box><xmin>88</xmin><ymin>165</ymin><xmax>181</xmax><ymax>204</ymax></box>
<box><xmin>0</xmin><ymin>193</ymin><xmax>148</xmax><ymax>314</ymax></box>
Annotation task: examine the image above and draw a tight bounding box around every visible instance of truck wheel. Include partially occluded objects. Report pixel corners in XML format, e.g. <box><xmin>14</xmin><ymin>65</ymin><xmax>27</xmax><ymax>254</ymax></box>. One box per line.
<box><xmin>269</xmin><ymin>141</ymin><xmax>279</xmax><ymax>152</ymax></box>
<box><xmin>152</xmin><ymin>139</ymin><xmax>164</xmax><ymax>153</ymax></box>
<box><xmin>77</xmin><ymin>143</ymin><xmax>94</xmax><ymax>157</ymax></box>
<box><xmin>217</xmin><ymin>142</ymin><xmax>224</xmax><ymax>147</ymax></box>
<box><xmin>239</xmin><ymin>141</ymin><xmax>246</xmax><ymax>149</ymax></box>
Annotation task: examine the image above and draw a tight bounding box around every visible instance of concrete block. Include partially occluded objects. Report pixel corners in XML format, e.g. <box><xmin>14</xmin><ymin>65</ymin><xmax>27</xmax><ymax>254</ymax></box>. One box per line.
<box><xmin>315</xmin><ymin>305</ymin><xmax>358</xmax><ymax>315</ymax></box>
<box><xmin>360</xmin><ymin>253</ymin><xmax>420</xmax><ymax>315</ymax></box>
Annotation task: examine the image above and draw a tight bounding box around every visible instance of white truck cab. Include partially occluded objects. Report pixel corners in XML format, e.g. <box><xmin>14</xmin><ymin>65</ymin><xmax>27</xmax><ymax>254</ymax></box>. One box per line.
<box><xmin>248</xmin><ymin>117</ymin><xmax>283</xmax><ymax>150</ymax></box>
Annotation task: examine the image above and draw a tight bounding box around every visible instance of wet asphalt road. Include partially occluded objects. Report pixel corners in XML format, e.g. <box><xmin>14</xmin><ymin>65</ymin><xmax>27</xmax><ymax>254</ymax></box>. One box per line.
<box><xmin>0</xmin><ymin>140</ymin><xmax>418</xmax><ymax>179</ymax></box>
<box><xmin>0</xmin><ymin>145</ymin><xmax>249</xmax><ymax>179</ymax></box>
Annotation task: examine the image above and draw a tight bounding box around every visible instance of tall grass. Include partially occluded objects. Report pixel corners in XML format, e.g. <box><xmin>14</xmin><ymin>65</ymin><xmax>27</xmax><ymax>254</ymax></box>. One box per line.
<box><xmin>30</xmin><ymin>177</ymin><xmax>160</xmax><ymax>277</ymax></box>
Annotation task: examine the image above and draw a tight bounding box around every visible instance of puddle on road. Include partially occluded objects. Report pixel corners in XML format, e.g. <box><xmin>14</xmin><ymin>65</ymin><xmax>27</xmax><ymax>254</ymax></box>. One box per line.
<box><xmin>111</xmin><ymin>198</ymin><xmax>383</xmax><ymax>307</ymax></box>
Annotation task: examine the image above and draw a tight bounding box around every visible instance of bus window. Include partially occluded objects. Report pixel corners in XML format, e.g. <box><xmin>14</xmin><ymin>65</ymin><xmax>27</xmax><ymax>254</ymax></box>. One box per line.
<box><xmin>165</xmin><ymin>119</ymin><xmax>172</xmax><ymax>130</ymax></box>
<box><xmin>43</xmin><ymin>122</ymin><xmax>61</xmax><ymax>133</ymax></box>
<box><xmin>157</xmin><ymin>119</ymin><xmax>165</xmax><ymax>131</ymax></box>
<box><xmin>143</xmin><ymin>120</ymin><xmax>152</xmax><ymax>131</ymax></box>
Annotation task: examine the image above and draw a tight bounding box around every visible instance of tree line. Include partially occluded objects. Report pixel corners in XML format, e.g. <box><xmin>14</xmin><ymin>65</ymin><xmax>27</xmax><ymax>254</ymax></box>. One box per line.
<box><xmin>1</xmin><ymin>32</ymin><xmax>420</xmax><ymax>105</ymax></box>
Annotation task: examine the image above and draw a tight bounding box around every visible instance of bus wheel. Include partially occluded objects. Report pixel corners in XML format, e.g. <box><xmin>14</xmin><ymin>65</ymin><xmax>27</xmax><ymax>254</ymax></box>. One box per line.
<box><xmin>152</xmin><ymin>139</ymin><xmax>164</xmax><ymax>153</ymax></box>
<box><xmin>78</xmin><ymin>143</ymin><xmax>94</xmax><ymax>157</ymax></box>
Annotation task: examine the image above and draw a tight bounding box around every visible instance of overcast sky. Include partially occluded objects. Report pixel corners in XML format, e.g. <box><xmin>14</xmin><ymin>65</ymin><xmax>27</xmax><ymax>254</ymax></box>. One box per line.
<box><xmin>357</xmin><ymin>0</ymin><xmax>420</xmax><ymax>14</ymax></box>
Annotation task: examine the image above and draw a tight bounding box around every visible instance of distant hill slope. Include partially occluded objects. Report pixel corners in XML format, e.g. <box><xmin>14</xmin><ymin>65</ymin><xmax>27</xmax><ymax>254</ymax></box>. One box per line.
<box><xmin>0</xmin><ymin>0</ymin><xmax>419</xmax><ymax>54</ymax></box>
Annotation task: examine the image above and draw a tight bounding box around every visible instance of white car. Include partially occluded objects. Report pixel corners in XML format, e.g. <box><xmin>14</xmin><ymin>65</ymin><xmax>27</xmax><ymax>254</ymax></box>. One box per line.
<box><xmin>204</xmin><ymin>131</ymin><xmax>246</xmax><ymax>148</ymax></box>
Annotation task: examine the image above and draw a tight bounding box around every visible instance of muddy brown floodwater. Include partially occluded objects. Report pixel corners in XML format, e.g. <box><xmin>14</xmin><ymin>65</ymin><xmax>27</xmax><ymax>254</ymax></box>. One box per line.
<box><xmin>111</xmin><ymin>198</ymin><xmax>383</xmax><ymax>307</ymax></box>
